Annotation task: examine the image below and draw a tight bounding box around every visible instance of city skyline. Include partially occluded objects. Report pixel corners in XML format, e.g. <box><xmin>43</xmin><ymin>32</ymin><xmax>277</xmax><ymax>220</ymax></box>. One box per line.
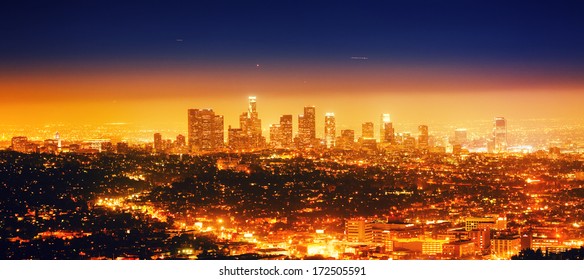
<box><xmin>4</xmin><ymin>95</ymin><xmax>580</xmax><ymax>155</ymax></box>
<box><xmin>2</xmin><ymin>104</ymin><xmax>583</xmax><ymax>154</ymax></box>
<box><xmin>1</xmin><ymin>92</ymin><xmax>582</xmax><ymax>133</ymax></box>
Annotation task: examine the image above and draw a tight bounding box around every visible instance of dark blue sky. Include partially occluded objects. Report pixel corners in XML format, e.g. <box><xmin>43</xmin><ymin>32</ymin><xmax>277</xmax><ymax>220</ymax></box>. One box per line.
<box><xmin>2</xmin><ymin>0</ymin><xmax>584</xmax><ymax>70</ymax></box>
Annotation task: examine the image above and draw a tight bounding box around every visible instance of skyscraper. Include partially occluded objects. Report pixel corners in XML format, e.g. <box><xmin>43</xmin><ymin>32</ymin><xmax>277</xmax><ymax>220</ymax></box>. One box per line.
<box><xmin>380</xmin><ymin>113</ymin><xmax>394</xmax><ymax>144</ymax></box>
<box><xmin>362</xmin><ymin>122</ymin><xmax>374</xmax><ymax>139</ymax></box>
<box><xmin>227</xmin><ymin>126</ymin><xmax>247</xmax><ymax>150</ymax></box>
<box><xmin>493</xmin><ymin>117</ymin><xmax>507</xmax><ymax>153</ymax></box>
<box><xmin>187</xmin><ymin>108</ymin><xmax>224</xmax><ymax>152</ymax></box>
<box><xmin>324</xmin><ymin>112</ymin><xmax>336</xmax><ymax>148</ymax></box>
<box><xmin>175</xmin><ymin>134</ymin><xmax>186</xmax><ymax>148</ymax></box>
<box><xmin>214</xmin><ymin>115</ymin><xmax>225</xmax><ymax>148</ymax></box>
<box><xmin>154</xmin><ymin>133</ymin><xmax>163</xmax><ymax>152</ymax></box>
<box><xmin>269</xmin><ymin>114</ymin><xmax>292</xmax><ymax>148</ymax></box>
<box><xmin>237</xmin><ymin>96</ymin><xmax>264</xmax><ymax>149</ymax></box>
<box><xmin>239</xmin><ymin>112</ymin><xmax>249</xmax><ymax>135</ymax></box>
<box><xmin>418</xmin><ymin>125</ymin><xmax>429</xmax><ymax>148</ymax></box>
<box><xmin>339</xmin><ymin>129</ymin><xmax>355</xmax><ymax>150</ymax></box>
<box><xmin>248</xmin><ymin>96</ymin><xmax>262</xmax><ymax>145</ymax></box>
<box><xmin>280</xmin><ymin>114</ymin><xmax>293</xmax><ymax>148</ymax></box>
<box><xmin>249</xmin><ymin>96</ymin><xmax>257</xmax><ymax>114</ymax></box>
<box><xmin>269</xmin><ymin>124</ymin><xmax>282</xmax><ymax>148</ymax></box>
<box><xmin>298</xmin><ymin>106</ymin><xmax>316</xmax><ymax>148</ymax></box>
<box><xmin>55</xmin><ymin>132</ymin><xmax>62</xmax><ymax>152</ymax></box>
<box><xmin>174</xmin><ymin>134</ymin><xmax>187</xmax><ymax>153</ymax></box>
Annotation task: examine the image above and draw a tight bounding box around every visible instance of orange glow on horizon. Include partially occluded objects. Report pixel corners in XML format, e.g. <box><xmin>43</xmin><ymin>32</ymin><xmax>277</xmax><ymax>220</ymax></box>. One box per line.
<box><xmin>1</xmin><ymin>64</ymin><xmax>583</xmax><ymax>137</ymax></box>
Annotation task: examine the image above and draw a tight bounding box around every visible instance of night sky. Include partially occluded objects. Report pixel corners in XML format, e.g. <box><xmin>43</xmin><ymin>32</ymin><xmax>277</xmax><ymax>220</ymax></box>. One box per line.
<box><xmin>1</xmin><ymin>0</ymin><xmax>584</xmax><ymax>133</ymax></box>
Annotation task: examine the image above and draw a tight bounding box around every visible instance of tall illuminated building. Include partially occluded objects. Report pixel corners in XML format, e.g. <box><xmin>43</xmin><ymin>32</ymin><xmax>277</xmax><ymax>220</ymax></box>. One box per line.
<box><xmin>173</xmin><ymin>134</ymin><xmax>187</xmax><ymax>154</ymax></box>
<box><xmin>402</xmin><ymin>132</ymin><xmax>416</xmax><ymax>149</ymax></box>
<box><xmin>269</xmin><ymin>124</ymin><xmax>282</xmax><ymax>148</ymax></box>
<box><xmin>269</xmin><ymin>114</ymin><xmax>292</xmax><ymax>148</ymax></box>
<box><xmin>187</xmin><ymin>108</ymin><xmax>224</xmax><ymax>152</ymax></box>
<box><xmin>227</xmin><ymin>126</ymin><xmax>247</xmax><ymax>150</ymax></box>
<box><xmin>248</xmin><ymin>96</ymin><xmax>262</xmax><ymax>143</ymax></box>
<box><xmin>362</xmin><ymin>122</ymin><xmax>374</xmax><ymax>139</ymax></box>
<box><xmin>280</xmin><ymin>114</ymin><xmax>293</xmax><ymax>148</ymax></box>
<box><xmin>380</xmin><ymin>113</ymin><xmax>394</xmax><ymax>144</ymax></box>
<box><xmin>236</xmin><ymin>96</ymin><xmax>265</xmax><ymax>149</ymax></box>
<box><xmin>213</xmin><ymin>115</ymin><xmax>225</xmax><ymax>148</ymax></box>
<box><xmin>239</xmin><ymin>112</ymin><xmax>249</xmax><ymax>134</ymax></box>
<box><xmin>418</xmin><ymin>125</ymin><xmax>429</xmax><ymax>148</ymax></box>
<box><xmin>338</xmin><ymin>129</ymin><xmax>355</xmax><ymax>150</ymax></box>
<box><xmin>55</xmin><ymin>132</ymin><xmax>61</xmax><ymax>152</ymax></box>
<box><xmin>298</xmin><ymin>106</ymin><xmax>316</xmax><ymax>148</ymax></box>
<box><xmin>324</xmin><ymin>112</ymin><xmax>336</xmax><ymax>148</ymax></box>
<box><xmin>493</xmin><ymin>117</ymin><xmax>507</xmax><ymax>153</ymax></box>
<box><xmin>175</xmin><ymin>134</ymin><xmax>186</xmax><ymax>147</ymax></box>
<box><xmin>153</xmin><ymin>133</ymin><xmax>163</xmax><ymax>153</ymax></box>
<box><xmin>249</xmin><ymin>96</ymin><xmax>257</xmax><ymax>114</ymax></box>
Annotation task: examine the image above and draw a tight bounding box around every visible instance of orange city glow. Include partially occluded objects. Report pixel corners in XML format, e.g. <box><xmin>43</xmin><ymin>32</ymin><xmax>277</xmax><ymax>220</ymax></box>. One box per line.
<box><xmin>1</xmin><ymin>64</ymin><xmax>583</xmax><ymax>140</ymax></box>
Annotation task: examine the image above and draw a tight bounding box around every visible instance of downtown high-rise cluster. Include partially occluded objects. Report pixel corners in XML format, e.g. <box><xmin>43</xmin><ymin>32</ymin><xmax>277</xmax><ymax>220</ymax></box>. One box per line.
<box><xmin>184</xmin><ymin>96</ymin><xmax>508</xmax><ymax>154</ymax></box>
